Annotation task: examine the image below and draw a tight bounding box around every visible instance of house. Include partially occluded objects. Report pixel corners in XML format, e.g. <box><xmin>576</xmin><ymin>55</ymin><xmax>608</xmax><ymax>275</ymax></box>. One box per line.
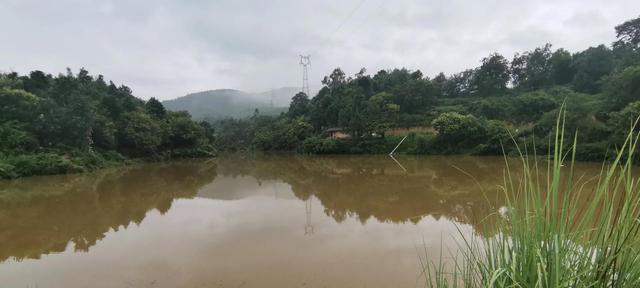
<box><xmin>326</xmin><ymin>128</ymin><xmax>350</xmax><ymax>139</ymax></box>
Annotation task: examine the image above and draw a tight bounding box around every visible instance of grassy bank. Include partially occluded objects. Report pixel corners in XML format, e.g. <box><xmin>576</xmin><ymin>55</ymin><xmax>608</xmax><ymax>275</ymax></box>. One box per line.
<box><xmin>0</xmin><ymin>148</ymin><xmax>215</xmax><ymax>179</ymax></box>
<box><xmin>422</xmin><ymin>111</ymin><xmax>640</xmax><ymax>287</ymax></box>
<box><xmin>0</xmin><ymin>151</ymin><xmax>124</xmax><ymax>179</ymax></box>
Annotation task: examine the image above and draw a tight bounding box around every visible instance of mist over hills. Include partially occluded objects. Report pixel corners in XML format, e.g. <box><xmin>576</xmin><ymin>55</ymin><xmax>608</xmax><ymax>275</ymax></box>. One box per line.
<box><xmin>163</xmin><ymin>87</ymin><xmax>303</xmax><ymax>120</ymax></box>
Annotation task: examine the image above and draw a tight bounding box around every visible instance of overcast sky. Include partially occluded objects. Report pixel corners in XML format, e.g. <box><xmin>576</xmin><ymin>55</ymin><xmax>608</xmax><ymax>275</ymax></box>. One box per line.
<box><xmin>1</xmin><ymin>0</ymin><xmax>638</xmax><ymax>100</ymax></box>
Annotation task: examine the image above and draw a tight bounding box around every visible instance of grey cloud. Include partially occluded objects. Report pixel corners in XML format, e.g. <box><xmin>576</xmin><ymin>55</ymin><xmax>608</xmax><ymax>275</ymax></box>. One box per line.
<box><xmin>1</xmin><ymin>0</ymin><xmax>638</xmax><ymax>100</ymax></box>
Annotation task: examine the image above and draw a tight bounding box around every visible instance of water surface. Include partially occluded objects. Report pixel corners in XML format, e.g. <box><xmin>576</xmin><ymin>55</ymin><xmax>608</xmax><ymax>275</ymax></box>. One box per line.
<box><xmin>0</xmin><ymin>155</ymin><xmax>606</xmax><ymax>287</ymax></box>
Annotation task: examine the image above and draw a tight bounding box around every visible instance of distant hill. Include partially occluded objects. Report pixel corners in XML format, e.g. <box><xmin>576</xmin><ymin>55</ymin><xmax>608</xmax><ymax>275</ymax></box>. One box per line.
<box><xmin>162</xmin><ymin>87</ymin><xmax>302</xmax><ymax>120</ymax></box>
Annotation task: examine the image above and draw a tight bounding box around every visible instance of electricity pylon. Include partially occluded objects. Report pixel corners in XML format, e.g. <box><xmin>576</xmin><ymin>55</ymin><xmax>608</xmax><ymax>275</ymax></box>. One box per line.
<box><xmin>299</xmin><ymin>55</ymin><xmax>311</xmax><ymax>96</ymax></box>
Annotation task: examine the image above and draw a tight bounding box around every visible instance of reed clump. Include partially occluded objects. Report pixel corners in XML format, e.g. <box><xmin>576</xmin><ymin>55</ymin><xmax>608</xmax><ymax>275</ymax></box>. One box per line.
<box><xmin>423</xmin><ymin>109</ymin><xmax>640</xmax><ymax>287</ymax></box>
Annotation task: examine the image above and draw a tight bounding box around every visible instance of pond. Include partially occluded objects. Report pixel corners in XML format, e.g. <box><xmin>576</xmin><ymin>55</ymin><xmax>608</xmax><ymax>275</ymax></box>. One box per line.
<box><xmin>0</xmin><ymin>155</ymin><xmax>606</xmax><ymax>287</ymax></box>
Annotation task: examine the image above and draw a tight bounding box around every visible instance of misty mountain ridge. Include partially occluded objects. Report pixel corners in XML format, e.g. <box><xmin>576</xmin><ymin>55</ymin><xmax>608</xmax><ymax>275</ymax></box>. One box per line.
<box><xmin>163</xmin><ymin>87</ymin><xmax>304</xmax><ymax>120</ymax></box>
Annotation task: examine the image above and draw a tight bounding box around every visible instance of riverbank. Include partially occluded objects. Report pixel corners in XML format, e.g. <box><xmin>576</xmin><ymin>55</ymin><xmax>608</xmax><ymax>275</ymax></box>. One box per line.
<box><xmin>0</xmin><ymin>149</ymin><xmax>215</xmax><ymax>179</ymax></box>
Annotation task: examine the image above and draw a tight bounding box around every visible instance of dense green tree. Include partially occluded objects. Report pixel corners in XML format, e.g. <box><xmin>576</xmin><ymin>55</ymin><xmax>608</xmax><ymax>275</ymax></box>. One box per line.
<box><xmin>549</xmin><ymin>48</ymin><xmax>575</xmax><ymax>85</ymax></box>
<box><xmin>288</xmin><ymin>92</ymin><xmax>310</xmax><ymax>118</ymax></box>
<box><xmin>511</xmin><ymin>91</ymin><xmax>558</xmax><ymax>123</ymax></box>
<box><xmin>119</xmin><ymin>111</ymin><xmax>162</xmax><ymax>155</ymax></box>
<box><xmin>0</xmin><ymin>88</ymin><xmax>40</xmax><ymax>123</ymax></box>
<box><xmin>0</xmin><ymin>121</ymin><xmax>37</xmax><ymax>152</ymax></box>
<box><xmin>609</xmin><ymin>101</ymin><xmax>640</xmax><ymax>142</ymax></box>
<box><xmin>0</xmin><ymin>68</ymin><xmax>215</xmax><ymax>178</ymax></box>
<box><xmin>431</xmin><ymin>112</ymin><xmax>485</xmax><ymax>144</ymax></box>
<box><xmin>91</xmin><ymin>114</ymin><xmax>117</xmax><ymax>149</ymax></box>
<box><xmin>473</xmin><ymin>53</ymin><xmax>510</xmax><ymax>96</ymax></box>
<box><xmin>164</xmin><ymin>111</ymin><xmax>205</xmax><ymax>150</ymax></box>
<box><xmin>22</xmin><ymin>70</ymin><xmax>51</xmax><ymax>96</ymax></box>
<box><xmin>390</xmin><ymin>77</ymin><xmax>435</xmax><ymax>113</ymax></box>
<box><xmin>614</xmin><ymin>15</ymin><xmax>640</xmax><ymax>49</ymax></box>
<box><xmin>432</xmin><ymin>72</ymin><xmax>447</xmax><ymax>98</ymax></box>
<box><xmin>145</xmin><ymin>97</ymin><xmax>167</xmax><ymax>118</ymax></box>
<box><xmin>603</xmin><ymin>66</ymin><xmax>640</xmax><ymax>108</ymax></box>
<box><xmin>364</xmin><ymin>92</ymin><xmax>399</xmax><ymax>135</ymax></box>
<box><xmin>322</xmin><ymin>68</ymin><xmax>347</xmax><ymax>92</ymax></box>
<box><xmin>253</xmin><ymin>117</ymin><xmax>313</xmax><ymax>151</ymax></box>
<box><xmin>442</xmin><ymin>69</ymin><xmax>476</xmax><ymax>97</ymax></box>
<box><xmin>511</xmin><ymin>44</ymin><xmax>553</xmax><ymax>90</ymax></box>
<box><xmin>572</xmin><ymin>45</ymin><xmax>615</xmax><ymax>93</ymax></box>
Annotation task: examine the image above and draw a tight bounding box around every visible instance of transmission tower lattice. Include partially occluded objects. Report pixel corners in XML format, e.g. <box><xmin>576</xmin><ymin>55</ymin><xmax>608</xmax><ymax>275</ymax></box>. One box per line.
<box><xmin>299</xmin><ymin>55</ymin><xmax>311</xmax><ymax>96</ymax></box>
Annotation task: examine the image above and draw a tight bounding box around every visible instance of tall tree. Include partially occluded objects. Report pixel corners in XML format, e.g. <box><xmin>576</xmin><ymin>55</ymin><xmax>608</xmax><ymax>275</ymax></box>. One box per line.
<box><xmin>572</xmin><ymin>45</ymin><xmax>615</xmax><ymax>93</ymax></box>
<box><xmin>603</xmin><ymin>66</ymin><xmax>640</xmax><ymax>108</ymax></box>
<box><xmin>614</xmin><ymin>15</ymin><xmax>640</xmax><ymax>49</ymax></box>
<box><xmin>511</xmin><ymin>44</ymin><xmax>553</xmax><ymax>90</ymax></box>
<box><xmin>473</xmin><ymin>53</ymin><xmax>510</xmax><ymax>96</ymax></box>
<box><xmin>443</xmin><ymin>69</ymin><xmax>476</xmax><ymax>97</ymax></box>
<box><xmin>549</xmin><ymin>48</ymin><xmax>575</xmax><ymax>85</ymax></box>
<box><xmin>288</xmin><ymin>92</ymin><xmax>310</xmax><ymax>118</ymax></box>
<box><xmin>322</xmin><ymin>68</ymin><xmax>347</xmax><ymax>92</ymax></box>
<box><xmin>145</xmin><ymin>97</ymin><xmax>166</xmax><ymax>118</ymax></box>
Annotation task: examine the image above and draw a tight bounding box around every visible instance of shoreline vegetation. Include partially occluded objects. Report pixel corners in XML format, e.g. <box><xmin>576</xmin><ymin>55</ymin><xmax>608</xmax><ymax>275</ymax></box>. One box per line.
<box><xmin>2</xmin><ymin>16</ymin><xmax>640</xmax><ymax>179</ymax></box>
<box><xmin>0</xmin><ymin>70</ymin><xmax>216</xmax><ymax>179</ymax></box>
<box><xmin>211</xmin><ymin>16</ymin><xmax>640</xmax><ymax>162</ymax></box>
<box><xmin>421</xmin><ymin>109</ymin><xmax>640</xmax><ymax>287</ymax></box>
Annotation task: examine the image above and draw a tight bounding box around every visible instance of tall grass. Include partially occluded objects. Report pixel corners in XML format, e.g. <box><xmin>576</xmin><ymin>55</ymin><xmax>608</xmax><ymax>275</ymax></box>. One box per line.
<box><xmin>422</xmin><ymin>108</ymin><xmax>640</xmax><ymax>287</ymax></box>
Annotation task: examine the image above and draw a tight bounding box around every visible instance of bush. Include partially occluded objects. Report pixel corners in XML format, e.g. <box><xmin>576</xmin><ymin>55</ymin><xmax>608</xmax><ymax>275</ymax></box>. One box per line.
<box><xmin>472</xmin><ymin>120</ymin><xmax>511</xmax><ymax>155</ymax></box>
<box><xmin>0</xmin><ymin>153</ymin><xmax>81</xmax><ymax>178</ymax></box>
<box><xmin>0</xmin><ymin>150</ymin><xmax>132</xmax><ymax>179</ymax></box>
<box><xmin>302</xmin><ymin>136</ymin><xmax>338</xmax><ymax>154</ymax></box>
<box><xmin>432</xmin><ymin>112</ymin><xmax>485</xmax><ymax>145</ymax></box>
<box><xmin>0</xmin><ymin>162</ymin><xmax>17</xmax><ymax>179</ymax></box>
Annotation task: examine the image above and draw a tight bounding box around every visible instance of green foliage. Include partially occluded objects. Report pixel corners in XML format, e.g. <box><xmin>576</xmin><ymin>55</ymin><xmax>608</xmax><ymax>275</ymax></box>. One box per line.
<box><xmin>468</xmin><ymin>91</ymin><xmax>558</xmax><ymax>123</ymax></box>
<box><xmin>0</xmin><ymin>122</ymin><xmax>37</xmax><ymax>152</ymax></box>
<box><xmin>0</xmin><ymin>88</ymin><xmax>40</xmax><ymax>123</ymax></box>
<box><xmin>302</xmin><ymin>136</ymin><xmax>338</xmax><ymax>154</ymax></box>
<box><xmin>572</xmin><ymin>45</ymin><xmax>615</xmax><ymax>93</ymax></box>
<box><xmin>253</xmin><ymin>117</ymin><xmax>313</xmax><ymax>151</ymax></box>
<box><xmin>164</xmin><ymin>111</ymin><xmax>206</xmax><ymax>150</ymax></box>
<box><xmin>145</xmin><ymin>97</ymin><xmax>166</xmax><ymax>118</ymax></box>
<box><xmin>511</xmin><ymin>44</ymin><xmax>553</xmax><ymax>90</ymax></box>
<box><xmin>288</xmin><ymin>92</ymin><xmax>310</xmax><ymax>118</ymax></box>
<box><xmin>431</xmin><ymin>112</ymin><xmax>485</xmax><ymax>144</ymax></box>
<box><xmin>442</xmin><ymin>69</ymin><xmax>476</xmax><ymax>97</ymax></box>
<box><xmin>549</xmin><ymin>48</ymin><xmax>575</xmax><ymax>85</ymax></box>
<box><xmin>608</xmin><ymin>101</ymin><xmax>640</xmax><ymax>145</ymax></box>
<box><xmin>430</xmin><ymin>113</ymin><xmax>511</xmax><ymax>154</ymax></box>
<box><xmin>614</xmin><ymin>15</ymin><xmax>640</xmax><ymax>49</ymax></box>
<box><xmin>0</xmin><ymin>69</ymin><xmax>214</xmax><ymax>178</ymax></box>
<box><xmin>0</xmin><ymin>153</ymin><xmax>80</xmax><ymax>178</ymax></box>
<box><xmin>473</xmin><ymin>53</ymin><xmax>510</xmax><ymax>96</ymax></box>
<box><xmin>511</xmin><ymin>91</ymin><xmax>558</xmax><ymax>122</ymax></box>
<box><xmin>603</xmin><ymin>65</ymin><xmax>640</xmax><ymax>108</ymax></box>
<box><xmin>119</xmin><ymin>111</ymin><xmax>163</xmax><ymax>155</ymax></box>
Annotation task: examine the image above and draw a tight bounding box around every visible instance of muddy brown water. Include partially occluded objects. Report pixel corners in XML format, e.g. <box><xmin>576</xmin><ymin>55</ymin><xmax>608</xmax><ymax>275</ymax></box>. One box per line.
<box><xmin>0</xmin><ymin>155</ymin><xmax>609</xmax><ymax>287</ymax></box>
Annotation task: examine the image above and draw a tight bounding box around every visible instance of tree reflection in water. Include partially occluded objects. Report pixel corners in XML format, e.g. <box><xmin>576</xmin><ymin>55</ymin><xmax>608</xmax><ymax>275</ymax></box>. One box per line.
<box><xmin>0</xmin><ymin>160</ymin><xmax>217</xmax><ymax>262</ymax></box>
<box><xmin>0</xmin><ymin>154</ymin><xmax>607</xmax><ymax>264</ymax></box>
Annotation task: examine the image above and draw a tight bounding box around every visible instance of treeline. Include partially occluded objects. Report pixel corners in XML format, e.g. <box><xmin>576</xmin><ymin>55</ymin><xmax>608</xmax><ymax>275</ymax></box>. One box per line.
<box><xmin>0</xmin><ymin>69</ymin><xmax>215</xmax><ymax>178</ymax></box>
<box><xmin>214</xmin><ymin>16</ymin><xmax>640</xmax><ymax>160</ymax></box>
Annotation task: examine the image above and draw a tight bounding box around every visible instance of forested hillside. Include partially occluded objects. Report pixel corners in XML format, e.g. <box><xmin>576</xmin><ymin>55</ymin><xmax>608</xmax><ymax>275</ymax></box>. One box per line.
<box><xmin>213</xmin><ymin>16</ymin><xmax>640</xmax><ymax>161</ymax></box>
<box><xmin>162</xmin><ymin>88</ymin><xmax>294</xmax><ymax>120</ymax></box>
<box><xmin>0</xmin><ymin>70</ymin><xmax>215</xmax><ymax>178</ymax></box>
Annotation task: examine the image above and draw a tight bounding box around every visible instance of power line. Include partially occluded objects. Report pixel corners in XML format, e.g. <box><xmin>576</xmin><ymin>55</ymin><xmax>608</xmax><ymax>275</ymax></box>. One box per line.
<box><xmin>310</xmin><ymin>0</ymin><xmax>368</xmax><ymax>56</ymax></box>
<box><xmin>298</xmin><ymin>0</ymin><xmax>372</xmax><ymax>95</ymax></box>
<box><xmin>343</xmin><ymin>0</ymin><xmax>385</xmax><ymax>39</ymax></box>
